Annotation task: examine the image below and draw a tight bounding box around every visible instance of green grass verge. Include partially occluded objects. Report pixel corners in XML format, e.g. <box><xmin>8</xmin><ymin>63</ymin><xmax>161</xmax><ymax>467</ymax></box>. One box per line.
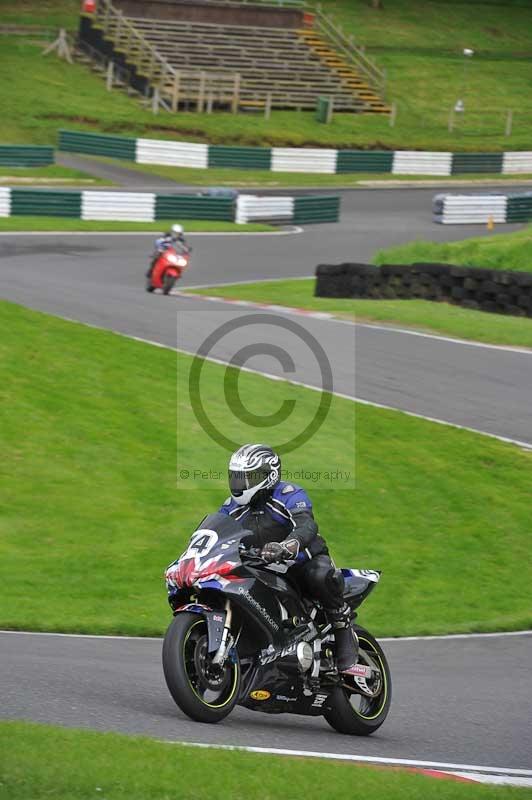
<box><xmin>188</xmin><ymin>279</ymin><xmax>532</xmax><ymax>349</ymax></box>
<box><xmin>0</xmin><ymin>0</ymin><xmax>79</xmax><ymax>28</ymax></box>
<box><xmin>3</xmin><ymin>721</ymin><xmax>530</xmax><ymax>800</ymax></box>
<box><xmin>374</xmin><ymin>224</ymin><xmax>532</xmax><ymax>273</ymax></box>
<box><xmin>1</xmin><ymin>299</ymin><xmax>531</xmax><ymax>637</ymax></box>
<box><xmin>84</xmin><ymin>157</ymin><xmax>532</xmax><ymax>188</ymax></box>
<box><xmin>0</xmin><ymin>217</ymin><xmax>275</xmax><ymax>232</ymax></box>
<box><xmin>0</xmin><ymin>165</ymin><xmax>111</xmax><ymax>185</ymax></box>
<box><xmin>2</xmin><ymin>0</ymin><xmax>532</xmax><ymax>153</ymax></box>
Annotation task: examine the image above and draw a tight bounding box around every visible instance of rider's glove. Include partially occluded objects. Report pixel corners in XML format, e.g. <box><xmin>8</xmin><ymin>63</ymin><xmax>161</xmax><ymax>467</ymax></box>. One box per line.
<box><xmin>261</xmin><ymin>538</ymin><xmax>300</xmax><ymax>564</ymax></box>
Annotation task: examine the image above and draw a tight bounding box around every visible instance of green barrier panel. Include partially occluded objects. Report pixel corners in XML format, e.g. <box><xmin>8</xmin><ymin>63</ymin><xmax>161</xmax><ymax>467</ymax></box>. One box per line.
<box><xmin>208</xmin><ymin>145</ymin><xmax>272</xmax><ymax>170</ymax></box>
<box><xmin>58</xmin><ymin>130</ymin><xmax>136</xmax><ymax>160</ymax></box>
<box><xmin>293</xmin><ymin>195</ymin><xmax>340</xmax><ymax>224</ymax></box>
<box><xmin>11</xmin><ymin>189</ymin><xmax>82</xmax><ymax>217</ymax></box>
<box><xmin>0</xmin><ymin>146</ymin><xmax>54</xmax><ymax>167</ymax></box>
<box><xmin>506</xmin><ymin>195</ymin><xmax>532</xmax><ymax>222</ymax></box>
<box><xmin>155</xmin><ymin>195</ymin><xmax>234</xmax><ymax>221</ymax></box>
<box><xmin>336</xmin><ymin>150</ymin><xmax>394</xmax><ymax>173</ymax></box>
<box><xmin>451</xmin><ymin>153</ymin><xmax>503</xmax><ymax>174</ymax></box>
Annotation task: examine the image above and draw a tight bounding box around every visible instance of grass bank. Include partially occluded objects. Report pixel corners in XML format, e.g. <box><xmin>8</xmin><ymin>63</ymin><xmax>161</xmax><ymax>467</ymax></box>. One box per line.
<box><xmin>2</xmin><ymin>0</ymin><xmax>532</xmax><ymax>152</ymax></box>
<box><xmin>3</xmin><ymin>721</ymin><xmax>529</xmax><ymax>800</ymax></box>
<box><xmin>1</xmin><ymin>300</ymin><xmax>531</xmax><ymax>637</ymax></box>
<box><xmin>374</xmin><ymin>224</ymin><xmax>532</xmax><ymax>272</ymax></box>
<box><xmin>0</xmin><ymin>217</ymin><xmax>275</xmax><ymax>232</ymax></box>
<box><xmin>0</xmin><ymin>165</ymin><xmax>111</xmax><ymax>185</ymax></box>
<box><xmin>187</xmin><ymin>279</ymin><xmax>532</xmax><ymax>349</ymax></box>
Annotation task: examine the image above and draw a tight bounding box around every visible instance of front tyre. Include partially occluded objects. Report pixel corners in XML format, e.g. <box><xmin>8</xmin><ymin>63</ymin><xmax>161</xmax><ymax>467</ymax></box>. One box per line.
<box><xmin>162</xmin><ymin>613</ymin><xmax>240</xmax><ymax>723</ymax></box>
<box><xmin>324</xmin><ymin>625</ymin><xmax>391</xmax><ymax>736</ymax></box>
<box><xmin>162</xmin><ymin>271</ymin><xmax>176</xmax><ymax>295</ymax></box>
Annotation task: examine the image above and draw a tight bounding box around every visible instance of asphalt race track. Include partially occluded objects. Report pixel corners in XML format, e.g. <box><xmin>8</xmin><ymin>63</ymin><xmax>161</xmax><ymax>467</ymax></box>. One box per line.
<box><xmin>1</xmin><ymin>188</ymin><xmax>532</xmax><ymax>446</ymax></box>
<box><xmin>2</xmin><ymin>630</ymin><xmax>532</xmax><ymax>770</ymax></box>
<box><xmin>1</xmin><ymin>186</ymin><xmax>532</xmax><ymax>775</ymax></box>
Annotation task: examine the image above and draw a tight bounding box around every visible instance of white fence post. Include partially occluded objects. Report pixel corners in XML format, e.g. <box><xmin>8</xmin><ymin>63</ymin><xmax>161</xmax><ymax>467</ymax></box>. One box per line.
<box><xmin>171</xmin><ymin>71</ymin><xmax>180</xmax><ymax>113</ymax></box>
<box><xmin>264</xmin><ymin>92</ymin><xmax>272</xmax><ymax>120</ymax></box>
<box><xmin>106</xmin><ymin>60</ymin><xmax>114</xmax><ymax>91</ymax></box>
<box><xmin>151</xmin><ymin>87</ymin><xmax>160</xmax><ymax>115</ymax></box>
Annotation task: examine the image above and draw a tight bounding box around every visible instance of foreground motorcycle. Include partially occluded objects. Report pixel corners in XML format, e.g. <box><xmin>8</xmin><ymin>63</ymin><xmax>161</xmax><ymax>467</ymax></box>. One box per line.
<box><xmin>162</xmin><ymin>512</ymin><xmax>391</xmax><ymax>735</ymax></box>
<box><xmin>146</xmin><ymin>246</ymin><xmax>189</xmax><ymax>295</ymax></box>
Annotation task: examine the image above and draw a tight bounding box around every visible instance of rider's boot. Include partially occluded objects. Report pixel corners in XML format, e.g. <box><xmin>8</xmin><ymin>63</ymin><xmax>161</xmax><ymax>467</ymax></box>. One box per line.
<box><xmin>329</xmin><ymin>603</ymin><xmax>359</xmax><ymax>673</ymax></box>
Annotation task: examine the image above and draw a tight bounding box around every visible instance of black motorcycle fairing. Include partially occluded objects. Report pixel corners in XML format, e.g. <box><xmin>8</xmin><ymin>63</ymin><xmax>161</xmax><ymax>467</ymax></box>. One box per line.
<box><xmin>239</xmin><ymin>658</ymin><xmax>337</xmax><ymax>717</ymax></box>
<box><xmin>165</xmin><ymin>514</ymin><xmax>381</xmax><ymax>714</ymax></box>
<box><xmin>163</xmin><ymin>516</ymin><xmax>390</xmax><ymax>730</ymax></box>
<box><xmin>166</xmin><ymin>512</ymin><xmax>309</xmax><ymax>651</ymax></box>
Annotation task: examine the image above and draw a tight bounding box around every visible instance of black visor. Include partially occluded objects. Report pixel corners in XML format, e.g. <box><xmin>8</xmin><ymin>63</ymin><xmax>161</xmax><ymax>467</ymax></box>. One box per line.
<box><xmin>229</xmin><ymin>466</ymin><xmax>270</xmax><ymax>496</ymax></box>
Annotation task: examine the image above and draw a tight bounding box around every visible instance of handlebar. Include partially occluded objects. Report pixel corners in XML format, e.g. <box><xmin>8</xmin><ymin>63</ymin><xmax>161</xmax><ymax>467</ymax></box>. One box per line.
<box><xmin>239</xmin><ymin>544</ymin><xmax>265</xmax><ymax>563</ymax></box>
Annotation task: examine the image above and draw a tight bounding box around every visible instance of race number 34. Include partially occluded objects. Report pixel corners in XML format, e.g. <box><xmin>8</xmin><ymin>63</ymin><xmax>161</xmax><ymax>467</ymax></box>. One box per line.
<box><xmin>183</xmin><ymin>529</ymin><xmax>218</xmax><ymax>559</ymax></box>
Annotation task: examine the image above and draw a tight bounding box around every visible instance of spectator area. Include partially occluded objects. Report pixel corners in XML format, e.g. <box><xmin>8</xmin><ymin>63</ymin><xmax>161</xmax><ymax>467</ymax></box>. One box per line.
<box><xmin>81</xmin><ymin>3</ymin><xmax>388</xmax><ymax>113</ymax></box>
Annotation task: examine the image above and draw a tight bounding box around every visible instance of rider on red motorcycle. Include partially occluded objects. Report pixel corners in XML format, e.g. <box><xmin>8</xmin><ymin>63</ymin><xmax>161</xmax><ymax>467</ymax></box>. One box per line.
<box><xmin>146</xmin><ymin>223</ymin><xmax>191</xmax><ymax>280</ymax></box>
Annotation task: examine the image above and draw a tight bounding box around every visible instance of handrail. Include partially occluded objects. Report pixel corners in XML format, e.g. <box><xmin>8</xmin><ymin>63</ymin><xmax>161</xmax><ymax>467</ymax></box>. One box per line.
<box><xmin>310</xmin><ymin>5</ymin><xmax>385</xmax><ymax>92</ymax></box>
<box><xmin>93</xmin><ymin>0</ymin><xmax>240</xmax><ymax>103</ymax></box>
<box><xmin>91</xmin><ymin>0</ymin><xmax>385</xmax><ymax>104</ymax></box>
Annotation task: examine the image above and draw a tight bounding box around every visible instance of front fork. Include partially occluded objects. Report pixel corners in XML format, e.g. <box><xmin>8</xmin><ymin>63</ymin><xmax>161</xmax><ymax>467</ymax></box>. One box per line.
<box><xmin>211</xmin><ymin>598</ymin><xmax>234</xmax><ymax>666</ymax></box>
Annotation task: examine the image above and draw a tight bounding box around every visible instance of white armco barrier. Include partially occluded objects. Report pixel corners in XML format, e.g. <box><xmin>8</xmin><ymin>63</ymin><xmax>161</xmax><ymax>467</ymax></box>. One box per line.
<box><xmin>393</xmin><ymin>151</ymin><xmax>452</xmax><ymax>176</ymax></box>
<box><xmin>434</xmin><ymin>194</ymin><xmax>508</xmax><ymax>224</ymax></box>
<box><xmin>502</xmin><ymin>152</ymin><xmax>532</xmax><ymax>174</ymax></box>
<box><xmin>0</xmin><ymin>187</ymin><xmax>11</xmax><ymax>217</ymax></box>
<box><xmin>81</xmin><ymin>191</ymin><xmax>156</xmax><ymax>221</ymax></box>
<box><xmin>236</xmin><ymin>195</ymin><xmax>294</xmax><ymax>224</ymax></box>
<box><xmin>136</xmin><ymin>139</ymin><xmax>209</xmax><ymax>169</ymax></box>
<box><xmin>271</xmin><ymin>148</ymin><xmax>338</xmax><ymax>174</ymax></box>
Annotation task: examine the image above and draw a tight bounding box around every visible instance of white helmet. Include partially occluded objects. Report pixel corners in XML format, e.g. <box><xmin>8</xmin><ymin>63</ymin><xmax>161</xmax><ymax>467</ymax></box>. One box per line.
<box><xmin>228</xmin><ymin>444</ymin><xmax>281</xmax><ymax>506</ymax></box>
<box><xmin>171</xmin><ymin>223</ymin><xmax>184</xmax><ymax>236</ymax></box>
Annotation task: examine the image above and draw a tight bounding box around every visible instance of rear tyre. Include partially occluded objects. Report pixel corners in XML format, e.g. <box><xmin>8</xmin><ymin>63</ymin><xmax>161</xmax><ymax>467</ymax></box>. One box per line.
<box><xmin>324</xmin><ymin>625</ymin><xmax>391</xmax><ymax>736</ymax></box>
<box><xmin>162</xmin><ymin>613</ymin><xmax>240</xmax><ymax>723</ymax></box>
<box><xmin>162</xmin><ymin>272</ymin><xmax>176</xmax><ymax>295</ymax></box>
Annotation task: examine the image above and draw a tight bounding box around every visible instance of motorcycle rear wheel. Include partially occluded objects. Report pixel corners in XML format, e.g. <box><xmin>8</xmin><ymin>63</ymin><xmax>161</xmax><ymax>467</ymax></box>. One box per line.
<box><xmin>162</xmin><ymin>613</ymin><xmax>241</xmax><ymax>723</ymax></box>
<box><xmin>324</xmin><ymin>625</ymin><xmax>391</xmax><ymax>736</ymax></box>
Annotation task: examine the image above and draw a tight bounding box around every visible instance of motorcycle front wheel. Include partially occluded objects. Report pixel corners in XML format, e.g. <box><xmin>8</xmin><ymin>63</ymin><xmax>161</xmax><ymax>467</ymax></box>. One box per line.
<box><xmin>324</xmin><ymin>625</ymin><xmax>391</xmax><ymax>736</ymax></box>
<box><xmin>162</xmin><ymin>613</ymin><xmax>241</xmax><ymax>723</ymax></box>
<box><xmin>162</xmin><ymin>272</ymin><xmax>176</xmax><ymax>295</ymax></box>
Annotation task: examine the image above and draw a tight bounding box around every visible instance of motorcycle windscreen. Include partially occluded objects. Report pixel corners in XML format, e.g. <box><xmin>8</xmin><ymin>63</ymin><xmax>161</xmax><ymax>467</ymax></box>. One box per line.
<box><xmin>193</xmin><ymin>511</ymin><xmax>244</xmax><ymax>539</ymax></box>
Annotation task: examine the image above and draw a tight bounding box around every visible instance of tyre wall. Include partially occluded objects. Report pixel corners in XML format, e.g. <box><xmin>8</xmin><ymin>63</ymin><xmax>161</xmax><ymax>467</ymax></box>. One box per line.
<box><xmin>315</xmin><ymin>262</ymin><xmax>532</xmax><ymax>317</ymax></box>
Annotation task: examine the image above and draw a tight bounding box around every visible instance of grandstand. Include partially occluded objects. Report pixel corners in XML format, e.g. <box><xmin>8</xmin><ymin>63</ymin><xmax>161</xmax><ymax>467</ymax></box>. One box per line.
<box><xmin>78</xmin><ymin>0</ymin><xmax>389</xmax><ymax>114</ymax></box>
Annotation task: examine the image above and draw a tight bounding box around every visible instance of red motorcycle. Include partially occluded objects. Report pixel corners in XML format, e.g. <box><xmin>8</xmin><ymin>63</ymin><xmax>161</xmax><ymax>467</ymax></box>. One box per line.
<box><xmin>146</xmin><ymin>247</ymin><xmax>189</xmax><ymax>295</ymax></box>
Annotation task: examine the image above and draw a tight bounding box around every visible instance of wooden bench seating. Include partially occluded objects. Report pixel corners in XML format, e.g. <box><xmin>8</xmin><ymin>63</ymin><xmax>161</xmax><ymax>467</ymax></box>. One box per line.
<box><xmin>100</xmin><ymin>14</ymin><xmax>385</xmax><ymax>112</ymax></box>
